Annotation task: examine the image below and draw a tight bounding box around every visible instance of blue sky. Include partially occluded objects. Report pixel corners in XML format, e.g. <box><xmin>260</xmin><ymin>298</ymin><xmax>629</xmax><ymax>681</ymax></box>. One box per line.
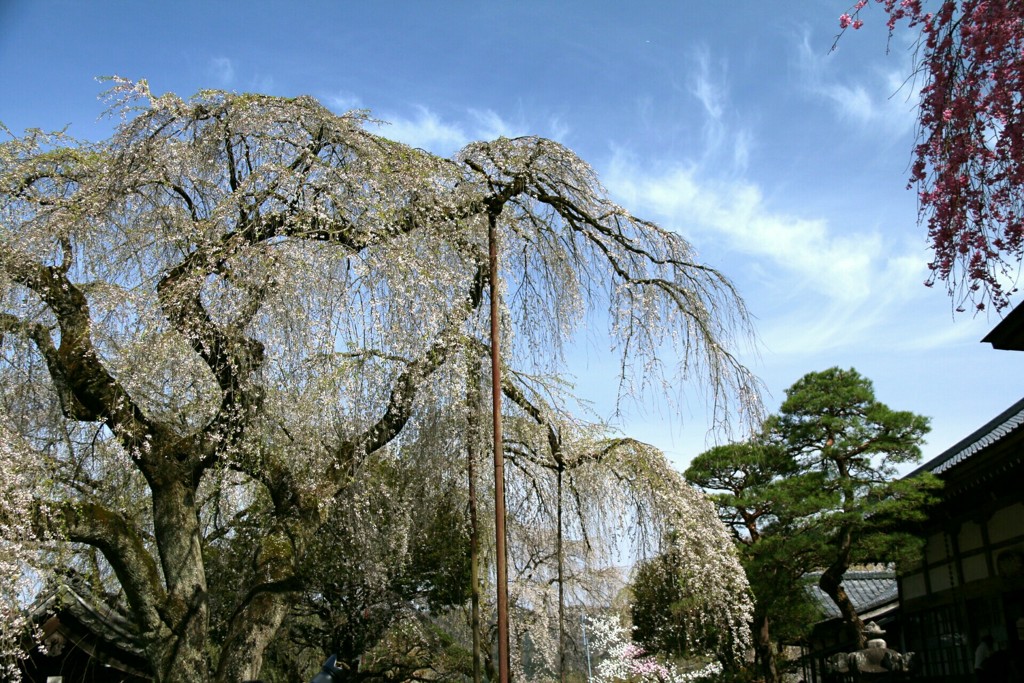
<box><xmin>3</xmin><ymin>1</ymin><xmax>1022</xmax><ymax>471</ymax></box>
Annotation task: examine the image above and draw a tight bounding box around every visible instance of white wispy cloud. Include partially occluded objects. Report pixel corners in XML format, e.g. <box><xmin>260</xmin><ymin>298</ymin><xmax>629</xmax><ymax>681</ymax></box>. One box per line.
<box><xmin>604</xmin><ymin>156</ymin><xmax>876</xmax><ymax>302</ymax></box>
<box><xmin>467</xmin><ymin>108</ymin><xmax>527</xmax><ymax>141</ymax></box>
<box><xmin>796</xmin><ymin>31</ymin><xmax>919</xmax><ymax>134</ymax></box>
<box><xmin>756</xmin><ymin>254</ymin><xmax>926</xmax><ymax>355</ymax></box>
<box><xmin>326</xmin><ymin>91</ymin><xmax>364</xmax><ymax>113</ymax></box>
<box><xmin>601</xmin><ymin>152</ymin><xmax>930</xmax><ymax>354</ymax></box>
<box><xmin>363</xmin><ymin>105</ymin><xmax>565</xmax><ymax>157</ymax></box>
<box><xmin>886</xmin><ymin>308</ymin><xmax>993</xmax><ymax>352</ymax></box>
<box><xmin>208</xmin><ymin>57</ymin><xmax>235</xmax><ymax>86</ymax></box>
<box><xmin>248</xmin><ymin>73</ymin><xmax>276</xmax><ymax>94</ymax></box>
<box><xmin>689</xmin><ymin>47</ymin><xmax>725</xmax><ymax>121</ymax></box>
<box><xmin>370</xmin><ymin>106</ymin><xmax>469</xmax><ymax>153</ymax></box>
<box><xmin>546</xmin><ymin>116</ymin><xmax>571</xmax><ymax>144</ymax></box>
<box><xmin>731</xmin><ymin>128</ymin><xmax>752</xmax><ymax>177</ymax></box>
<box><xmin>683</xmin><ymin>46</ymin><xmax>750</xmax><ymax>174</ymax></box>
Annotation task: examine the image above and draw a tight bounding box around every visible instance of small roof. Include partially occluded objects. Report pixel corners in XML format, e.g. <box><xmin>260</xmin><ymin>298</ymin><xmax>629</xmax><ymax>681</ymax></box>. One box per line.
<box><xmin>805</xmin><ymin>570</ymin><xmax>898</xmax><ymax>621</ymax></box>
<box><xmin>26</xmin><ymin>582</ymin><xmax>151</xmax><ymax>679</ymax></box>
<box><xmin>29</xmin><ymin>584</ymin><xmax>143</xmax><ymax>654</ymax></box>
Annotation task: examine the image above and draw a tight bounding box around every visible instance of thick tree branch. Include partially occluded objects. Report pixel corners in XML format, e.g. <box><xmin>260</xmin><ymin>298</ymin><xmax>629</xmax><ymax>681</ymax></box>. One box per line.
<box><xmin>44</xmin><ymin>501</ymin><xmax>167</xmax><ymax>637</ymax></box>
<box><xmin>1</xmin><ymin>254</ymin><xmax>158</xmax><ymax>454</ymax></box>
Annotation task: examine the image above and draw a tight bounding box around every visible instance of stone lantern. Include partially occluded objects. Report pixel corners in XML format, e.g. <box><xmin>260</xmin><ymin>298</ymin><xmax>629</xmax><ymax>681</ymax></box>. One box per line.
<box><xmin>824</xmin><ymin>622</ymin><xmax>915</xmax><ymax>681</ymax></box>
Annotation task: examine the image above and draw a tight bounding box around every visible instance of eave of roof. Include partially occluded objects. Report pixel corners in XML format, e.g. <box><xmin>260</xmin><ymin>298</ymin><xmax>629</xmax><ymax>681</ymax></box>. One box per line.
<box><xmin>981</xmin><ymin>302</ymin><xmax>1024</xmax><ymax>350</ymax></box>
<box><xmin>29</xmin><ymin>584</ymin><xmax>145</xmax><ymax>657</ymax></box>
<box><xmin>905</xmin><ymin>395</ymin><xmax>1024</xmax><ymax>478</ymax></box>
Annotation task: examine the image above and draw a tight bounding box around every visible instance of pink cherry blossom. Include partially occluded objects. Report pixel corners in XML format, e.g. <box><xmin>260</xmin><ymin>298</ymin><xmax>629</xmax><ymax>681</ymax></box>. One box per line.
<box><xmin>840</xmin><ymin>0</ymin><xmax>1024</xmax><ymax>311</ymax></box>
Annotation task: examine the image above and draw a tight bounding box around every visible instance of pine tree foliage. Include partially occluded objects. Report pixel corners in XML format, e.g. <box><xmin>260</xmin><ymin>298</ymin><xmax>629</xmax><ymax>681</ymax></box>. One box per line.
<box><xmin>685</xmin><ymin>367</ymin><xmax>940</xmax><ymax>681</ymax></box>
<box><xmin>767</xmin><ymin>367</ymin><xmax>939</xmax><ymax>648</ymax></box>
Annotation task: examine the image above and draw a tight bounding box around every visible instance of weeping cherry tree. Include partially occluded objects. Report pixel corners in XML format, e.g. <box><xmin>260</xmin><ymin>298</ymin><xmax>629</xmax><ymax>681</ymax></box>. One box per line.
<box><xmin>0</xmin><ymin>79</ymin><xmax>758</xmax><ymax>682</ymax></box>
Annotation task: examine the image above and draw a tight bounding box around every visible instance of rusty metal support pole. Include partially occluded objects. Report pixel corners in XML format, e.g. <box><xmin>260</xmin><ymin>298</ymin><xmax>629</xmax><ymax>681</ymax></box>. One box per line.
<box><xmin>466</xmin><ymin>358</ymin><xmax>482</xmax><ymax>683</ymax></box>
<box><xmin>488</xmin><ymin>212</ymin><xmax>511</xmax><ymax>683</ymax></box>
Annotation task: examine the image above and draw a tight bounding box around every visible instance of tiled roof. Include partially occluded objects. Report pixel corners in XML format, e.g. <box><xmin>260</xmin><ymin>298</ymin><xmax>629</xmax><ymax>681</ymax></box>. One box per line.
<box><xmin>29</xmin><ymin>582</ymin><xmax>148</xmax><ymax>661</ymax></box>
<box><xmin>805</xmin><ymin>570</ymin><xmax>897</xmax><ymax>620</ymax></box>
<box><xmin>906</xmin><ymin>396</ymin><xmax>1024</xmax><ymax>477</ymax></box>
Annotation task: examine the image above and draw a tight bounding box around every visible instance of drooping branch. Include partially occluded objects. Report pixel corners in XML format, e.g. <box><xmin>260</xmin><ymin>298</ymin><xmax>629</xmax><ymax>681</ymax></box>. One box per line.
<box><xmin>459</xmin><ymin>136</ymin><xmax>761</xmax><ymax>430</ymax></box>
<box><xmin>838</xmin><ymin>1</ymin><xmax>1024</xmax><ymax>311</ymax></box>
<box><xmin>346</xmin><ymin>260</ymin><xmax>490</xmax><ymax>470</ymax></box>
